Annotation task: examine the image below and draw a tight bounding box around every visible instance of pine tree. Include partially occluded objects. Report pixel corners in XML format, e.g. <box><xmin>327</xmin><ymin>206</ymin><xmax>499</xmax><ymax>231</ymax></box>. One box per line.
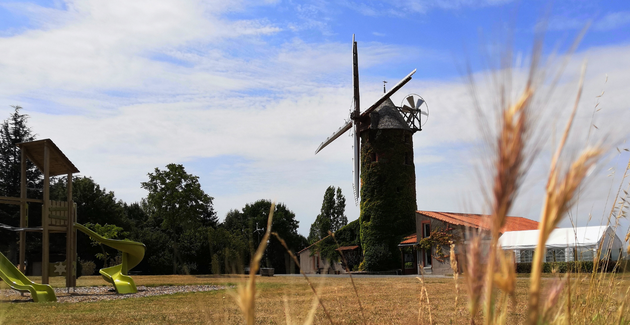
<box><xmin>0</xmin><ymin>106</ymin><xmax>41</xmax><ymax>261</ymax></box>
<box><xmin>0</xmin><ymin>106</ymin><xmax>40</xmax><ymax>200</ymax></box>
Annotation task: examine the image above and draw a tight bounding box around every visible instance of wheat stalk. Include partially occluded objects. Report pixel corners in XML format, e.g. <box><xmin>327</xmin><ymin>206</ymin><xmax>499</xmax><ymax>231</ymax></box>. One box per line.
<box><xmin>329</xmin><ymin>231</ymin><xmax>366</xmax><ymax>324</ymax></box>
<box><xmin>449</xmin><ymin>242</ymin><xmax>460</xmax><ymax>323</ymax></box>
<box><xmin>272</xmin><ymin>232</ymin><xmax>334</xmax><ymax>324</ymax></box>
<box><xmin>416</xmin><ymin>276</ymin><xmax>433</xmax><ymax>325</ymax></box>
<box><xmin>463</xmin><ymin>230</ymin><xmax>484</xmax><ymax>324</ymax></box>
<box><xmin>232</xmin><ymin>202</ymin><xmax>275</xmax><ymax>325</ymax></box>
<box><xmin>526</xmin><ymin>63</ymin><xmax>606</xmax><ymax>325</ymax></box>
<box><xmin>483</xmin><ymin>80</ymin><xmax>532</xmax><ymax>325</ymax></box>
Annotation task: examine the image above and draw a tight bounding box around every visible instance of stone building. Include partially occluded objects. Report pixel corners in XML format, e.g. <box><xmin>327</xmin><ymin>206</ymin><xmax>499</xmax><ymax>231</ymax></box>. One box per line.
<box><xmin>298</xmin><ymin>236</ymin><xmax>346</xmax><ymax>274</ymax></box>
<box><xmin>359</xmin><ymin>98</ymin><xmax>418</xmax><ymax>271</ymax></box>
<box><xmin>399</xmin><ymin>210</ymin><xmax>539</xmax><ymax>275</ymax></box>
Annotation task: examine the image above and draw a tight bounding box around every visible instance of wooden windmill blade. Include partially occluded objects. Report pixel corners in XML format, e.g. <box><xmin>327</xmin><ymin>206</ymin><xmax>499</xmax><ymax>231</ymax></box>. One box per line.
<box><xmin>316</xmin><ymin>35</ymin><xmax>360</xmax><ymax>156</ymax></box>
<box><xmin>314</xmin><ymin>121</ymin><xmax>353</xmax><ymax>154</ymax></box>
<box><xmin>351</xmin><ymin>34</ymin><xmax>361</xmax><ymax>203</ymax></box>
<box><xmin>352</xmin><ymin>34</ymin><xmax>360</xmax><ymax>118</ymax></box>
<box><xmin>359</xmin><ymin>68</ymin><xmax>417</xmax><ymax>118</ymax></box>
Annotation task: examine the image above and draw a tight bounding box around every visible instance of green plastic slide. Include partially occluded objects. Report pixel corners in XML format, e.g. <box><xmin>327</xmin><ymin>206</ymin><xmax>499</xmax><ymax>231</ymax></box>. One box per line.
<box><xmin>74</xmin><ymin>223</ymin><xmax>146</xmax><ymax>294</ymax></box>
<box><xmin>0</xmin><ymin>251</ymin><xmax>56</xmax><ymax>302</ymax></box>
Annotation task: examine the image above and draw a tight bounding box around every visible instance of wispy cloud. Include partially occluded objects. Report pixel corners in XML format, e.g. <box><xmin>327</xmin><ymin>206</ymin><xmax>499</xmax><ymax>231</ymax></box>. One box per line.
<box><xmin>343</xmin><ymin>0</ymin><xmax>514</xmax><ymax>16</ymax></box>
<box><xmin>545</xmin><ymin>11</ymin><xmax>630</xmax><ymax>32</ymax></box>
<box><xmin>594</xmin><ymin>11</ymin><xmax>630</xmax><ymax>31</ymax></box>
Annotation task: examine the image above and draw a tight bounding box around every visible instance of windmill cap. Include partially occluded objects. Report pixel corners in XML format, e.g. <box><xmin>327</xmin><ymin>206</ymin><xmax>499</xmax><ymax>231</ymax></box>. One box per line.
<box><xmin>369</xmin><ymin>98</ymin><xmax>411</xmax><ymax>130</ymax></box>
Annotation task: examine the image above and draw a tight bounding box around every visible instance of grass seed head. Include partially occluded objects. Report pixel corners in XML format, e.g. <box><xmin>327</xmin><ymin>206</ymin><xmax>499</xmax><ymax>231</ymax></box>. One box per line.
<box><xmin>543</xmin><ymin>147</ymin><xmax>604</xmax><ymax>238</ymax></box>
<box><xmin>493</xmin><ymin>250</ymin><xmax>516</xmax><ymax>296</ymax></box>
<box><xmin>449</xmin><ymin>242</ymin><xmax>458</xmax><ymax>273</ymax></box>
<box><xmin>463</xmin><ymin>232</ymin><xmax>484</xmax><ymax>317</ymax></box>
<box><xmin>233</xmin><ymin>202</ymin><xmax>275</xmax><ymax>325</ymax></box>
<box><xmin>542</xmin><ymin>276</ymin><xmax>566</xmax><ymax>321</ymax></box>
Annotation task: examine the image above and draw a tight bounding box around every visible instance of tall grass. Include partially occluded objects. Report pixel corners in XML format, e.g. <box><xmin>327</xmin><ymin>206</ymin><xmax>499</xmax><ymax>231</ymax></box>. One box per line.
<box><xmin>227</xmin><ymin>36</ymin><xmax>629</xmax><ymax>325</ymax></box>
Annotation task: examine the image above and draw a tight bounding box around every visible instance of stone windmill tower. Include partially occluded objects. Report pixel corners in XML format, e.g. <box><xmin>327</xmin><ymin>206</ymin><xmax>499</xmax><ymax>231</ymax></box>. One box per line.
<box><xmin>316</xmin><ymin>35</ymin><xmax>429</xmax><ymax>270</ymax></box>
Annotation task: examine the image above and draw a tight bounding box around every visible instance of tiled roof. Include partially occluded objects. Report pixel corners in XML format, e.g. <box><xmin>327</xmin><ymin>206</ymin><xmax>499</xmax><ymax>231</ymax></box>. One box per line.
<box><xmin>335</xmin><ymin>245</ymin><xmax>359</xmax><ymax>251</ymax></box>
<box><xmin>416</xmin><ymin>211</ymin><xmax>539</xmax><ymax>233</ymax></box>
<box><xmin>397</xmin><ymin>211</ymin><xmax>539</xmax><ymax>246</ymax></box>
<box><xmin>399</xmin><ymin>234</ymin><xmax>417</xmax><ymax>246</ymax></box>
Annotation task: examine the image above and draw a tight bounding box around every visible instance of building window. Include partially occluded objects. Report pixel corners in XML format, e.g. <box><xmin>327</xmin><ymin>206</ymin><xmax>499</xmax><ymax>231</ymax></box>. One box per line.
<box><xmin>545</xmin><ymin>248</ymin><xmax>566</xmax><ymax>262</ymax></box>
<box><xmin>404</xmin><ymin>133</ymin><xmax>411</xmax><ymax>144</ymax></box>
<box><xmin>576</xmin><ymin>247</ymin><xmax>594</xmax><ymax>261</ymax></box>
<box><xmin>520</xmin><ymin>250</ymin><xmax>534</xmax><ymax>263</ymax></box>
<box><xmin>555</xmin><ymin>249</ymin><xmax>565</xmax><ymax>262</ymax></box>
<box><xmin>371</xmin><ymin>152</ymin><xmax>378</xmax><ymax>162</ymax></box>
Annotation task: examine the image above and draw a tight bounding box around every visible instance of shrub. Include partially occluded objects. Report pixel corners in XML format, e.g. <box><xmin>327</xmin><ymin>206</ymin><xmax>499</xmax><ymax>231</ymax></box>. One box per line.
<box><xmin>514</xmin><ymin>261</ymin><xmax>621</xmax><ymax>273</ymax></box>
<box><xmin>80</xmin><ymin>260</ymin><xmax>96</xmax><ymax>276</ymax></box>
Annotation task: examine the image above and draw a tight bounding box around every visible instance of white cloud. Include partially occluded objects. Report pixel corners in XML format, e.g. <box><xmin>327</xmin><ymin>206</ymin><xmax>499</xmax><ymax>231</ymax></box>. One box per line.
<box><xmin>0</xmin><ymin>0</ymin><xmax>281</xmax><ymax>100</ymax></box>
<box><xmin>1</xmin><ymin>1</ymin><xmax>629</xmax><ymax>236</ymax></box>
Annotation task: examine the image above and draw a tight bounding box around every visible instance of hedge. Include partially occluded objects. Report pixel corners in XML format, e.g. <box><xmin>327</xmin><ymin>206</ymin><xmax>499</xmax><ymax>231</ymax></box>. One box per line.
<box><xmin>515</xmin><ymin>260</ymin><xmax>625</xmax><ymax>273</ymax></box>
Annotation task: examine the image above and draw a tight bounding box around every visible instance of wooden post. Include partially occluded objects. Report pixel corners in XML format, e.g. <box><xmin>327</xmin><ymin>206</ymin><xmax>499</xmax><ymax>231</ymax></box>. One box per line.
<box><xmin>66</xmin><ymin>173</ymin><xmax>74</xmax><ymax>288</ymax></box>
<box><xmin>42</xmin><ymin>143</ymin><xmax>50</xmax><ymax>284</ymax></box>
<box><xmin>19</xmin><ymin>148</ymin><xmax>27</xmax><ymax>273</ymax></box>
<box><xmin>73</xmin><ymin>202</ymin><xmax>77</xmax><ymax>287</ymax></box>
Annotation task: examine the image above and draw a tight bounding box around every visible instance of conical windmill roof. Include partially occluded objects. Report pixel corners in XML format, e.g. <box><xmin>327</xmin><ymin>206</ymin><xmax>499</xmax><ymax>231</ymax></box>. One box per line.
<box><xmin>370</xmin><ymin>98</ymin><xmax>411</xmax><ymax>130</ymax></box>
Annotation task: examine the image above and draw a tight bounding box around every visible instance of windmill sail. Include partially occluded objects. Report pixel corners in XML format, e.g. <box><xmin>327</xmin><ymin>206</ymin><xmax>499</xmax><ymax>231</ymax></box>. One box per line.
<box><xmin>352</xmin><ymin>34</ymin><xmax>361</xmax><ymax>203</ymax></box>
<box><xmin>314</xmin><ymin>35</ymin><xmax>416</xmax><ymax>204</ymax></box>
<box><xmin>314</xmin><ymin>121</ymin><xmax>352</xmax><ymax>154</ymax></box>
<box><xmin>359</xmin><ymin>69</ymin><xmax>416</xmax><ymax>118</ymax></box>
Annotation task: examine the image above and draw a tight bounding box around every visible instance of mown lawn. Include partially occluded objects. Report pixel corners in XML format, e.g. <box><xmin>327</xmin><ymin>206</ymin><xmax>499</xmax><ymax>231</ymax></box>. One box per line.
<box><xmin>1</xmin><ymin>274</ymin><xmax>628</xmax><ymax>324</ymax></box>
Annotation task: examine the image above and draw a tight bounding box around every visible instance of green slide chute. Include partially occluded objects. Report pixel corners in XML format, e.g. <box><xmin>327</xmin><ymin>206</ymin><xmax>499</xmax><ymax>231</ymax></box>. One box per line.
<box><xmin>74</xmin><ymin>223</ymin><xmax>146</xmax><ymax>294</ymax></box>
<box><xmin>0</xmin><ymin>251</ymin><xmax>56</xmax><ymax>302</ymax></box>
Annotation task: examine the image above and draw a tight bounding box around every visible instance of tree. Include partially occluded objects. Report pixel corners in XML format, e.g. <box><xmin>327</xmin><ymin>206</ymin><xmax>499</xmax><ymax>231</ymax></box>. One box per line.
<box><xmin>141</xmin><ymin>164</ymin><xmax>217</xmax><ymax>273</ymax></box>
<box><xmin>83</xmin><ymin>222</ymin><xmax>128</xmax><ymax>268</ymax></box>
<box><xmin>0</xmin><ymin>106</ymin><xmax>41</xmax><ymax>262</ymax></box>
<box><xmin>207</xmin><ymin>227</ymin><xmax>247</xmax><ymax>274</ymax></box>
<box><xmin>50</xmin><ymin>176</ymin><xmax>130</xmax><ymax>269</ymax></box>
<box><xmin>332</xmin><ymin>187</ymin><xmax>347</xmax><ymax>232</ymax></box>
<box><xmin>51</xmin><ymin>176</ymin><xmax>128</xmax><ymax>228</ymax></box>
<box><xmin>0</xmin><ymin>106</ymin><xmax>40</xmax><ymax>200</ymax></box>
<box><xmin>223</xmin><ymin>200</ymin><xmax>306</xmax><ymax>274</ymax></box>
<box><xmin>308</xmin><ymin>186</ymin><xmax>347</xmax><ymax>243</ymax></box>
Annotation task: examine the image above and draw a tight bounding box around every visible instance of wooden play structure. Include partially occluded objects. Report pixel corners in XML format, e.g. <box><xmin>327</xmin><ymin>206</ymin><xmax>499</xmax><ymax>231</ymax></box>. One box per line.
<box><xmin>0</xmin><ymin>139</ymin><xmax>145</xmax><ymax>301</ymax></box>
<box><xmin>0</xmin><ymin>139</ymin><xmax>79</xmax><ymax>287</ymax></box>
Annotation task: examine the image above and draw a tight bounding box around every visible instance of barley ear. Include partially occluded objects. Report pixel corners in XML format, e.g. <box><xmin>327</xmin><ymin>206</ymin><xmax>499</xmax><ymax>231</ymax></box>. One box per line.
<box><xmin>233</xmin><ymin>202</ymin><xmax>275</xmax><ymax>325</ymax></box>
<box><xmin>272</xmin><ymin>232</ymin><xmax>334</xmax><ymax>324</ymax></box>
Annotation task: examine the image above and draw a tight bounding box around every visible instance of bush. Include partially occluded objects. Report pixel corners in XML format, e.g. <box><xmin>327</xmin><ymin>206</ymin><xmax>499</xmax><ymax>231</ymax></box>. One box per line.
<box><xmin>516</xmin><ymin>262</ymin><xmax>532</xmax><ymax>273</ymax></box>
<box><xmin>514</xmin><ymin>261</ymin><xmax>622</xmax><ymax>273</ymax></box>
<box><xmin>80</xmin><ymin>259</ymin><xmax>96</xmax><ymax>276</ymax></box>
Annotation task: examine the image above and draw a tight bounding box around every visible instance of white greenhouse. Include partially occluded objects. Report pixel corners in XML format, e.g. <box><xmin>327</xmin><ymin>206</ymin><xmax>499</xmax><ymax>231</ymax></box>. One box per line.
<box><xmin>498</xmin><ymin>226</ymin><xmax>625</xmax><ymax>263</ymax></box>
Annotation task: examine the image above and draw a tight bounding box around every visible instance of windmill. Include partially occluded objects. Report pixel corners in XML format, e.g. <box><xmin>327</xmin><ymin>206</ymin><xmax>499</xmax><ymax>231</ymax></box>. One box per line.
<box><xmin>315</xmin><ymin>35</ymin><xmax>429</xmax><ymax>271</ymax></box>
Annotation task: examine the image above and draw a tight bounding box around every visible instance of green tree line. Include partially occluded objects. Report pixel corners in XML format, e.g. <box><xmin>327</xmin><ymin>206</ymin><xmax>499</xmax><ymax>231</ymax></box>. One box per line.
<box><xmin>0</xmin><ymin>106</ymin><xmax>308</xmax><ymax>275</ymax></box>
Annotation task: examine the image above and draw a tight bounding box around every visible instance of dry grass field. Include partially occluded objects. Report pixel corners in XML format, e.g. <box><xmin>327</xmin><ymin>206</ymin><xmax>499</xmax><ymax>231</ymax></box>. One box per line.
<box><xmin>0</xmin><ymin>273</ymin><xmax>628</xmax><ymax>324</ymax></box>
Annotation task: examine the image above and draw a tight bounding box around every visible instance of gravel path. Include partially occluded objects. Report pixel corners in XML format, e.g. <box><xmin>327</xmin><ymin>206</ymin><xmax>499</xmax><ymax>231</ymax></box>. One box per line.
<box><xmin>0</xmin><ymin>285</ymin><xmax>230</xmax><ymax>303</ymax></box>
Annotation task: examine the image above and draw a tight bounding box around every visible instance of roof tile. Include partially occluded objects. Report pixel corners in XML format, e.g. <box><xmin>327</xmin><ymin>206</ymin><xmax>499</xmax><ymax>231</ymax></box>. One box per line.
<box><xmin>417</xmin><ymin>211</ymin><xmax>539</xmax><ymax>233</ymax></box>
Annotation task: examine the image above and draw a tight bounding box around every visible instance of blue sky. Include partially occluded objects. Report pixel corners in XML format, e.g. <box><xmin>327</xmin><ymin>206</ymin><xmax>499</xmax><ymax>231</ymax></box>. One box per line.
<box><xmin>1</xmin><ymin>0</ymin><xmax>629</xmax><ymax>239</ymax></box>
